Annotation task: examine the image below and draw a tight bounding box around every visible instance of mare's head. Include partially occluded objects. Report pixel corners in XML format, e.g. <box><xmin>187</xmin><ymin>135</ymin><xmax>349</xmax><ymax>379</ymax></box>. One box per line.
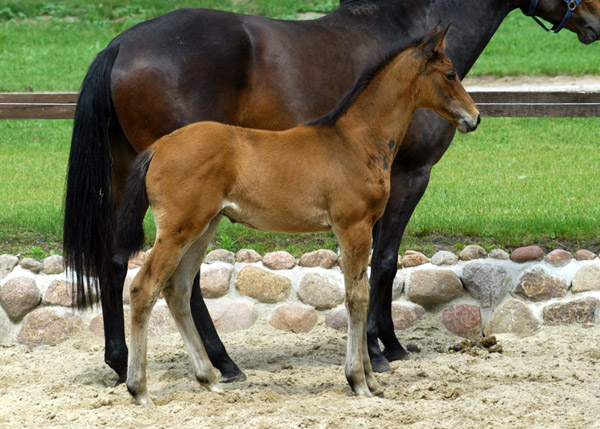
<box><xmin>528</xmin><ymin>0</ymin><xmax>600</xmax><ymax>44</ymax></box>
<box><xmin>410</xmin><ymin>26</ymin><xmax>480</xmax><ymax>134</ymax></box>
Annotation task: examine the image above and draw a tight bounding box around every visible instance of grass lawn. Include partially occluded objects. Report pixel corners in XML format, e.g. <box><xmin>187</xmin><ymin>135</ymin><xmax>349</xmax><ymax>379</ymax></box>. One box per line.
<box><xmin>0</xmin><ymin>1</ymin><xmax>599</xmax><ymax>258</ymax></box>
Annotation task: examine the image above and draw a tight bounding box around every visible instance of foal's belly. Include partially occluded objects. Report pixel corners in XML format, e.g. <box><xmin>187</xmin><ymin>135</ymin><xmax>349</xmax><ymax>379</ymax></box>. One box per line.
<box><xmin>220</xmin><ymin>201</ymin><xmax>331</xmax><ymax>234</ymax></box>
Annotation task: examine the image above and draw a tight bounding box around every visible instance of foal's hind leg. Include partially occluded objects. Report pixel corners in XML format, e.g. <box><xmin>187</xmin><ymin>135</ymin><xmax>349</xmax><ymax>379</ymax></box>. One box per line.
<box><xmin>162</xmin><ymin>216</ymin><xmax>223</xmax><ymax>392</ymax></box>
<box><xmin>127</xmin><ymin>241</ymin><xmax>187</xmax><ymax>407</ymax></box>
<box><xmin>336</xmin><ymin>222</ymin><xmax>383</xmax><ymax>397</ymax></box>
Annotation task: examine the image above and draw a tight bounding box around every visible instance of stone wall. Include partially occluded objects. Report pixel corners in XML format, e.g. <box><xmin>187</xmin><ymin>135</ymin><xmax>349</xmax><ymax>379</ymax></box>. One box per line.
<box><xmin>1</xmin><ymin>244</ymin><xmax>599</xmax><ymax>348</ymax></box>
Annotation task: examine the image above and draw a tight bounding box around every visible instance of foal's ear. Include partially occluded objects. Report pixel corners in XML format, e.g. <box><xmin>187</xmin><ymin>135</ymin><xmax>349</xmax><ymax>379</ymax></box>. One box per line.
<box><xmin>420</xmin><ymin>24</ymin><xmax>451</xmax><ymax>58</ymax></box>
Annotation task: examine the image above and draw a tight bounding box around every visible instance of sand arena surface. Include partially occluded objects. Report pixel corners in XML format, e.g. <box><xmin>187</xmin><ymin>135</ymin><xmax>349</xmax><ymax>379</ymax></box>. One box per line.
<box><xmin>0</xmin><ymin>318</ymin><xmax>599</xmax><ymax>428</ymax></box>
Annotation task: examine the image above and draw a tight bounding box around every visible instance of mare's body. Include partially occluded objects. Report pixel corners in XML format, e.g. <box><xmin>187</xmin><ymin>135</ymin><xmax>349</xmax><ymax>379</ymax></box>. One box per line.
<box><xmin>63</xmin><ymin>0</ymin><xmax>600</xmax><ymax>381</ymax></box>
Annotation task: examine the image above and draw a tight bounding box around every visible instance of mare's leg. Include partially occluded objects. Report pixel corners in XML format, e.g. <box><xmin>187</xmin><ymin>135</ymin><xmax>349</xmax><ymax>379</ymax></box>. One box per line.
<box><xmin>367</xmin><ymin>169</ymin><xmax>431</xmax><ymax>372</ymax></box>
<box><xmin>103</xmin><ymin>130</ymin><xmax>137</xmax><ymax>383</ymax></box>
<box><xmin>336</xmin><ymin>222</ymin><xmax>382</xmax><ymax>397</ymax></box>
<box><xmin>162</xmin><ymin>218</ymin><xmax>224</xmax><ymax>392</ymax></box>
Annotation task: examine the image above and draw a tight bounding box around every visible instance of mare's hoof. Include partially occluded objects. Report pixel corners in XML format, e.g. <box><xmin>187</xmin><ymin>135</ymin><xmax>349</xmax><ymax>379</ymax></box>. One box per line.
<box><xmin>371</xmin><ymin>357</ymin><xmax>391</xmax><ymax>373</ymax></box>
<box><xmin>383</xmin><ymin>347</ymin><xmax>409</xmax><ymax>362</ymax></box>
<box><xmin>220</xmin><ymin>371</ymin><xmax>247</xmax><ymax>384</ymax></box>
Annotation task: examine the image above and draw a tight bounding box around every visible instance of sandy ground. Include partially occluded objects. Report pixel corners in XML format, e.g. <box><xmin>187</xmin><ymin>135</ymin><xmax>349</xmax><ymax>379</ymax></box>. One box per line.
<box><xmin>0</xmin><ymin>317</ymin><xmax>599</xmax><ymax>429</ymax></box>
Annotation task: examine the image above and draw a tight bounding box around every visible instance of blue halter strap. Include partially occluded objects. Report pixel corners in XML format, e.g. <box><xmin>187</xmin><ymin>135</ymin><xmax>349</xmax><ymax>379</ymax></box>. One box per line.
<box><xmin>525</xmin><ymin>0</ymin><xmax>583</xmax><ymax>34</ymax></box>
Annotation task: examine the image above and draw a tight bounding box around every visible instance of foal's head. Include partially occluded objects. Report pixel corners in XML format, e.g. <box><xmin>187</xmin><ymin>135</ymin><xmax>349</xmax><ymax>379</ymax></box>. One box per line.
<box><xmin>410</xmin><ymin>26</ymin><xmax>480</xmax><ymax>134</ymax></box>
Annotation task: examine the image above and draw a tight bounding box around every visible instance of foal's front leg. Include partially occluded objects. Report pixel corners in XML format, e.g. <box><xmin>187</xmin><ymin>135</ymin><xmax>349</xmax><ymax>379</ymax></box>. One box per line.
<box><xmin>337</xmin><ymin>223</ymin><xmax>383</xmax><ymax>397</ymax></box>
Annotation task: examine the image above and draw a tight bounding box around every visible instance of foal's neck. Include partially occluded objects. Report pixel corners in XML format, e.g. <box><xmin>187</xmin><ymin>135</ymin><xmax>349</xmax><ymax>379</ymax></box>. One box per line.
<box><xmin>335</xmin><ymin>50</ymin><xmax>419</xmax><ymax>160</ymax></box>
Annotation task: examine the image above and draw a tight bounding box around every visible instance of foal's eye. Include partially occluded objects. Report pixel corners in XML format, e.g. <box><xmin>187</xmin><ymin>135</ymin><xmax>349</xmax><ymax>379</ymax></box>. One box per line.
<box><xmin>445</xmin><ymin>72</ymin><xmax>456</xmax><ymax>81</ymax></box>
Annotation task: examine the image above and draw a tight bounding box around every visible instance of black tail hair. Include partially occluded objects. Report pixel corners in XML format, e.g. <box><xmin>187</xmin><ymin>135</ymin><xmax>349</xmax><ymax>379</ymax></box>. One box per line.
<box><xmin>116</xmin><ymin>151</ymin><xmax>154</xmax><ymax>261</ymax></box>
<box><xmin>63</xmin><ymin>42</ymin><xmax>120</xmax><ymax>309</ymax></box>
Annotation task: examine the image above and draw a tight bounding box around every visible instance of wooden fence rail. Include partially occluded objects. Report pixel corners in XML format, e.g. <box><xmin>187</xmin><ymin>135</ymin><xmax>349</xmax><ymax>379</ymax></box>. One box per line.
<box><xmin>0</xmin><ymin>91</ymin><xmax>599</xmax><ymax>119</ymax></box>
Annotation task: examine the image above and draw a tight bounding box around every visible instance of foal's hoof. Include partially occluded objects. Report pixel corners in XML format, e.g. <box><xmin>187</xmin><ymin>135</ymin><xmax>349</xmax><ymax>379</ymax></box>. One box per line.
<box><xmin>371</xmin><ymin>388</ymin><xmax>385</xmax><ymax>398</ymax></box>
<box><xmin>220</xmin><ymin>371</ymin><xmax>247</xmax><ymax>384</ymax></box>
<box><xmin>370</xmin><ymin>357</ymin><xmax>391</xmax><ymax>373</ymax></box>
<box><xmin>383</xmin><ymin>347</ymin><xmax>409</xmax><ymax>362</ymax></box>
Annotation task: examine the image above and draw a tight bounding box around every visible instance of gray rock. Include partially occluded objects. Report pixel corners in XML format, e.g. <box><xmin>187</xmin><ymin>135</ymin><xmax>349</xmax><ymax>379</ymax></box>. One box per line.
<box><xmin>574</xmin><ymin>249</ymin><xmax>596</xmax><ymax>261</ymax></box>
<box><xmin>391</xmin><ymin>272</ymin><xmax>405</xmax><ymax>301</ymax></box>
<box><xmin>235</xmin><ymin>249</ymin><xmax>262</xmax><ymax>263</ymax></box>
<box><xmin>544</xmin><ymin>249</ymin><xmax>572</xmax><ymax>267</ymax></box>
<box><xmin>489</xmin><ymin>249</ymin><xmax>510</xmax><ymax>260</ymax></box>
<box><xmin>440</xmin><ymin>304</ymin><xmax>482</xmax><ymax>339</ymax></box>
<box><xmin>148</xmin><ymin>305</ymin><xmax>178</xmax><ymax>336</ymax></box>
<box><xmin>325</xmin><ymin>307</ymin><xmax>348</xmax><ymax>331</ymax></box>
<box><xmin>200</xmin><ymin>266</ymin><xmax>232</xmax><ymax>298</ymax></box>
<box><xmin>42</xmin><ymin>255</ymin><xmax>65</xmax><ymax>275</ymax></box>
<box><xmin>462</xmin><ymin>261</ymin><xmax>510</xmax><ymax>308</ymax></box>
<box><xmin>484</xmin><ymin>299</ymin><xmax>540</xmax><ymax>337</ymax></box>
<box><xmin>206</xmin><ymin>299</ymin><xmax>256</xmax><ymax>332</ymax></box>
<box><xmin>20</xmin><ymin>257</ymin><xmax>42</xmax><ymax>274</ymax></box>
<box><xmin>510</xmin><ymin>246</ymin><xmax>544</xmax><ymax>263</ymax></box>
<box><xmin>430</xmin><ymin>251</ymin><xmax>458</xmax><ymax>266</ymax></box>
<box><xmin>391</xmin><ymin>303</ymin><xmax>425</xmax><ymax>330</ymax></box>
<box><xmin>514</xmin><ymin>268</ymin><xmax>568</xmax><ymax>301</ymax></box>
<box><xmin>204</xmin><ymin>249</ymin><xmax>235</xmax><ymax>265</ymax></box>
<box><xmin>543</xmin><ymin>298</ymin><xmax>599</xmax><ymax>325</ymax></box>
<box><xmin>572</xmin><ymin>264</ymin><xmax>600</xmax><ymax>293</ymax></box>
<box><xmin>0</xmin><ymin>254</ymin><xmax>18</xmax><ymax>279</ymax></box>
<box><xmin>299</xmin><ymin>249</ymin><xmax>338</xmax><ymax>269</ymax></box>
<box><xmin>43</xmin><ymin>280</ymin><xmax>76</xmax><ymax>307</ymax></box>
<box><xmin>18</xmin><ymin>309</ymin><xmax>83</xmax><ymax>348</ymax></box>
<box><xmin>235</xmin><ymin>265</ymin><xmax>291</xmax><ymax>303</ymax></box>
<box><xmin>0</xmin><ymin>277</ymin><xmax>41</xmax><ymax>321</ymax></box>
<box><xmin>407</xmin><ymin>269</ymin><xmax>462</xmax><ymax>308</ymax></box>
<box><xmin>402</xmin><ymin>250</ymin><xmax>429</xmax><ymax>268</ymax></box>
<box><xmin>262</xmin><ymin>251</ymin><xmax>296</xmax><ymax>270</ymax></box>
<box><xmin>269</xmin><ymin>304</ymin><xmax>317</xmax><ymax>333</ymax></box>
<box><xmin>297</xmin><ymin>273</ymin><xmax>344</xmax><ymax>310</ymax></box>
<box><xmin>459</xmin><ymin>245</ymin><xmax>487</xmax><ymax>261</ymax></box>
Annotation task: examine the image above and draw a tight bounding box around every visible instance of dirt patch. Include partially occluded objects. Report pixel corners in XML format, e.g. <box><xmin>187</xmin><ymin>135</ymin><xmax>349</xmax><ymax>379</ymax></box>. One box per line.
<box><xmin>0</xmin><ymin>319</ymin><xmax>598</xmax><ymax>428</ymax></box>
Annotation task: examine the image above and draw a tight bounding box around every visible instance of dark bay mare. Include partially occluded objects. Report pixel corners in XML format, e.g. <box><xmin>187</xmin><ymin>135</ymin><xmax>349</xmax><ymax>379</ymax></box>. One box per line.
<box><xmin>117</xmin><ymin>27</ymin><xmax>479</xmax><ymax>405</ymax></box>
<box><xmin>64</xmin><ymin>0</ymin><xmax>600</xmax><ymax>383</ymax></box>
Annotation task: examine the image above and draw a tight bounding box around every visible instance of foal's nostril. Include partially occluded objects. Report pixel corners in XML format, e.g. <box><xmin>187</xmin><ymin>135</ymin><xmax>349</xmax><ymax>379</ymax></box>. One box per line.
<box><xmin>476</xmin><ymin>114</ymin><xmax>481</xmax><ymax>126</ymax></box>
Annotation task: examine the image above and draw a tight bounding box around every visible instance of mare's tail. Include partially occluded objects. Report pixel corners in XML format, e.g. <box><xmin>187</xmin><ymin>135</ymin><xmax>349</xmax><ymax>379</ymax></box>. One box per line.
<box><xmin>115</xmin><ymin>151</ymin><xmax>155</xmax><ymax>262</ymax></box>
<box><xmin>63</xmin><ymin>42</ymin><xmax>120</xmax><ymax>309</ymax></box>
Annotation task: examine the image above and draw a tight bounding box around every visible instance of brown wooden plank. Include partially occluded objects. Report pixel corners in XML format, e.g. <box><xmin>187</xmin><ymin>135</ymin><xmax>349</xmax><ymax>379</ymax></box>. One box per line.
<box><xmin>477</xmin><ymin>103</ymin><xmax>600</xmax><ymax>117</ymax></box>
<box><xmin>471</xmin><ymin>91</ymin><xmax>600</xmax><ymax>104</ymax></box>
<box><xmin>0</xmin><ymin>92</ymin><xmax>78</xmax><ymax>103</ymax></box>
<box><xmin>0</xmin><ymin>103</ymin><xmax>77</xmax><ymax>119</ymax></box>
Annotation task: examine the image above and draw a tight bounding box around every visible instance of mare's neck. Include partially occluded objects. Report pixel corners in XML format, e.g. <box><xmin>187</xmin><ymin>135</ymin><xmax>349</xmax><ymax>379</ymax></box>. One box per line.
<box><xmin>339</xmin><ymin>0</ymin><xmax>518</xmax><ymax>79</ymax></box>
<box><xmin>335</xmin><ymin>51</ymin><xmax>419</xmax><ymax>159</ymax></box>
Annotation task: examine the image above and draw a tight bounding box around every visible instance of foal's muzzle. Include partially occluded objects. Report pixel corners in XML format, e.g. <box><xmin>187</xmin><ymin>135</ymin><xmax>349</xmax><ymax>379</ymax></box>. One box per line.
<box><xmin>457</xmin><ymin>113</ymin><xmax>481</xmax><ymax>133</ymax></box>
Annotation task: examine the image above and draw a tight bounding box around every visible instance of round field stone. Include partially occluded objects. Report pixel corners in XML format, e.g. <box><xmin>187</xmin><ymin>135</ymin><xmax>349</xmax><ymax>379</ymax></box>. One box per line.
<box><xmin>262</xmin><ymin>251</ymin><xmax>296</xmax><ymax>270</ymax></box>
<box><xmin>235</xmin><ymin>265</ymin><xmax>291</xmax><ymax>303</ymax></box>
<box><xmin>407</xmin><ymin>269</ymin><xmax>462</xmax><ymax>308</ymax></box>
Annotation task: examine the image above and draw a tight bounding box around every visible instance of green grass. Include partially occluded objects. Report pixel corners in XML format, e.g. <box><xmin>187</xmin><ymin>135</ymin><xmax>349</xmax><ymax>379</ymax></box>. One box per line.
<box><xmin>0</xmin><ymin>1</ymin><xmax>599</xmax><ymax>258</ymax></box>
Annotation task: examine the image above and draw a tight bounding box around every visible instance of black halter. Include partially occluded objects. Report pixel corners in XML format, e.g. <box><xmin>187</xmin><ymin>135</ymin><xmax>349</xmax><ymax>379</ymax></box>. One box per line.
<box><xmin>525</xmin><ymin>0</ymin><xmax>583</xmax><ymax>33</ymax></box>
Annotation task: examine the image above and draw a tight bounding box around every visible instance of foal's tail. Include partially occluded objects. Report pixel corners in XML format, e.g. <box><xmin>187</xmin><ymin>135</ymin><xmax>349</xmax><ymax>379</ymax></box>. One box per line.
<box><xmin>63</xmin><ymin>42</ymin><xmax>120</xmax><ymax>309</ymax></box>
<box><xmin>116</xmin><ymin>151</ymin><xmax>155</xmax><ymax>262</ymax></box>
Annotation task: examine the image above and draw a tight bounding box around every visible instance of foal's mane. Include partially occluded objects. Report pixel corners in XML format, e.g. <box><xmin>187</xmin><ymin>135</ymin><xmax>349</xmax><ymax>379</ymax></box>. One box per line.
<box><xmin>307</xmin><ymin>35</ymin><xmax>424</xmax><ymax>127</ymax></box>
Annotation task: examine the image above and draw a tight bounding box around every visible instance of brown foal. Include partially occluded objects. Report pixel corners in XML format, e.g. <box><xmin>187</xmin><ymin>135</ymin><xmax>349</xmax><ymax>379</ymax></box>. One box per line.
<box><xmin>117</xmin><ymin>26</ymin><xmax>480</xmax><ymax>406</ymax></box>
